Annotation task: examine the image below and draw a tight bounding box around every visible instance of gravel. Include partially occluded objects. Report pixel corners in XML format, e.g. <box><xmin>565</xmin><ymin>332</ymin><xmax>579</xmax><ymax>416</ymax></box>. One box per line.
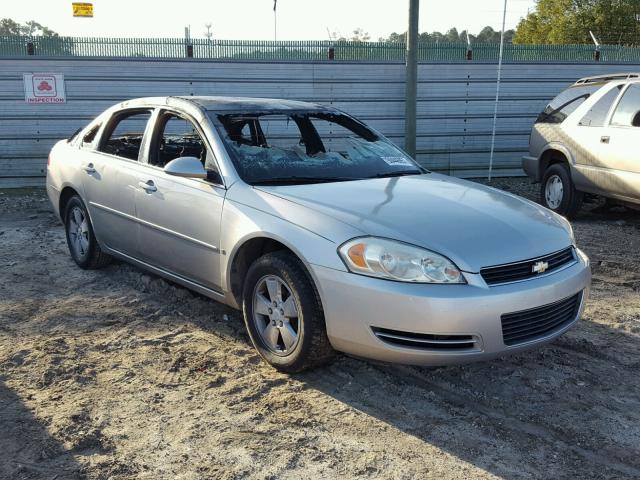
<box><xmin>0</xmin><ymin>179</ymin><xmax>639</xmax><ymax>479</ymax></box>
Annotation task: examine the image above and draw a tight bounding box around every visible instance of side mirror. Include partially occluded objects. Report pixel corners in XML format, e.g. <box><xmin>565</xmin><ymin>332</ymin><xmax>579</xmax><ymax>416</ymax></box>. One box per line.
<box><xmin>632</xmin><ymin>111</ymin><xmax>640</xmax><ymax>127</ymax></box>
<box><xmin>163</xmin><ymin>156</ymin><xmax>207</xmax><ymax>179</ymax></box>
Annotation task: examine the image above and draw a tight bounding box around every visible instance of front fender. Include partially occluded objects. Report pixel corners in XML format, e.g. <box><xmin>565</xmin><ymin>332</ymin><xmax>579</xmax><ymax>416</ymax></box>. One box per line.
<box><xmin>220</xmin><ymin>198</ymin><xmax>350</xmax><ymax>305</ymax></box>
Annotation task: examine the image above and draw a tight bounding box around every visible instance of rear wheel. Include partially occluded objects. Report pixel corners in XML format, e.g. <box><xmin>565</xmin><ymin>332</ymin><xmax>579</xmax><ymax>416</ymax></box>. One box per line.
<box><xmin>540</xmin><ymin>163</ymin><xmax>583</xmax><ymax>218</ymax></box>
<box><xmin>64</xmin><ymin>195</ymin><xmax>112</xmax><ymax>269</ymax></box>
<box><xmin>242</xmin><ymin>251</ymin><xmax>336</xmax><ymax>373</ymax></box>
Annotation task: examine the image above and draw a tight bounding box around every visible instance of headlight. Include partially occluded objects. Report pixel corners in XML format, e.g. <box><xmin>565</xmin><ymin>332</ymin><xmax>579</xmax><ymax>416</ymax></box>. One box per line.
<box><xmin>338</xmin><ymin>237</ymin><xmax>465</xmax><ymax>283</ymax></box>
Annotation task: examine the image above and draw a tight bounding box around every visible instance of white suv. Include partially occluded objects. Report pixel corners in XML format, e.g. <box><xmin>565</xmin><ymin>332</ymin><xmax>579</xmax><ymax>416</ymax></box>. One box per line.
<box><xmin>523</xmin><ymin>73</ymin><xmax>640</xmax><ymax>217</ymax></box>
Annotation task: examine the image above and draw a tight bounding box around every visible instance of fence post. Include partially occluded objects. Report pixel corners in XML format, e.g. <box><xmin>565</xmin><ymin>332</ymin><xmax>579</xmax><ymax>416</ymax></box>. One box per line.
<box><xmin>186</xmin><ymin>44</ymin><xmax>194</xmax><ymax>58</ymax></box>
<box><xmin>26</xmin><ymin>41</ymin><xmax>35</xmax><ymax>56</ymax></box>
<box><xmin>405</xmin><ymin>0</ymin><xmax>419</xmax><ymax>159</ymax></box>
<box><xmin>328</xmin><ymin>46</ymin><xmax>335</xmax><ymax>60</ymax></box>
<box><xmin>466</xmin><ymin>48</ymin><xmax>473</xmax><ymax>61</ymax></box>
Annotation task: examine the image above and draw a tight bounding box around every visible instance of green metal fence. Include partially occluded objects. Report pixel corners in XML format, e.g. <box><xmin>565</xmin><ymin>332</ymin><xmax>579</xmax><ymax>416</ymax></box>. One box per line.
<box><xmin>1</xmin><ymin>36</ymin><xmax>640</xmax><ymax>63</ymax></box>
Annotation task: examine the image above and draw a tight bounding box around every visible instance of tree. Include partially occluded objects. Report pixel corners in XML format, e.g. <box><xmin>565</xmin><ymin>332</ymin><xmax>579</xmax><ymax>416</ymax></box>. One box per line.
<box><xmin>0</xmin><ymin>18</ymin><xmax>59</xmax><ymax>37</ymax></box>
<box><xmin>337</xmin><ymin>28</ymin><xmax>371</xmax><ymax>42</ymax></box>
<box><xmin>379</xmin><ymin>26</ymin><xmax>515</xmax><ymax>43</ymax></box>
<box><xmin>384</xmin><ymin>32</ymin><xmax>406</xmax><ymax>43</ymax></box>
<box><xmin>513</xmin><ymin>0</ymin><xmax>640</xmax><ymax>45</ymax></box>
<box><xmin>473</xmin><ymin>26</ymin><xmax>515</xmax><ymax>43</ymax></box>
<box><xmin>445</xmin><ymin>27</ymin><xmax>460</xmax><ymax>42</ymax></box>
<box><xmin>0</xmin><ymin>18</ymin><xmax>70</xmax><ymax>56</ymax></box>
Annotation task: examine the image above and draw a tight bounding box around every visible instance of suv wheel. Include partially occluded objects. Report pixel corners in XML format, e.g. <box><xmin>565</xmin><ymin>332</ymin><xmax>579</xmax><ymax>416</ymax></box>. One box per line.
<box><xmin>541</xmin><ymin>163</ymin><xmax>583</xmax><ymax>218</ymax></box>
<box><xmin>242</xmin><ymin>251</ymin><xmax>336</xmax><ymax>373</ymax></box>
<box><xmin>64</xmin><ymin>195</ymin><xmax>112</xmax><ymax>269</ymax></box>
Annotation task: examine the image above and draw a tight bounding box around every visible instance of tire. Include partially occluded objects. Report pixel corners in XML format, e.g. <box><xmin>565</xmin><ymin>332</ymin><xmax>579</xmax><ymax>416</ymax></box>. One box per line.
<box><xmin>242</xmin><ymin>251</ymin><xmax>336</xmax><ymax>373</ymax></box>
<box><xmin>540</xmin><ymin>163</ymin><xmax>583</xmax><ymax>219</ymax></box>
<box><xmin>64</xmin><ymin>195</ymin><xmax>112</xmax><ymax>269</ymax></box>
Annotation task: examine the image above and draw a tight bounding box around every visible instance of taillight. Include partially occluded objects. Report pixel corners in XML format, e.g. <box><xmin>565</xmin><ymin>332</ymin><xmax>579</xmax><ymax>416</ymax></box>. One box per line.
<box><xmin>47</xmin><ymin>154</ymin><xmax>51</xmax><ymax>168</ymax></box>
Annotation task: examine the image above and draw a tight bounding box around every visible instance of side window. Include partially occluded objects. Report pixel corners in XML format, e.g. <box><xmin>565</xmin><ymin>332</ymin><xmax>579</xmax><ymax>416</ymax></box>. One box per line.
<box><xmin>611</xmin><ymin>84</ymin><xmax>640</xmax><ymax>127</ymax></box>
<box><xmin>98</xmin><ymin>110</ymin><xmax>152</xmax><ymax>161</ymax></box>
<box><xmin>81</xmin><ymin>123</ymin><xmax>101</xmax><ymax>148</ymax></box>
<box><xmin>151</xmin><ymin>113</ymin><xmax>215</xmax><ymax>170</ymax></box>
<box><xmin>578</xmin><ymin>86</ymin><xmax>622</xmax><ymax>127</ymax></box>
<box><xmin>536</xmin><ymin>85</ymin><xmax>600</xmax><ymax>124</ymax></box>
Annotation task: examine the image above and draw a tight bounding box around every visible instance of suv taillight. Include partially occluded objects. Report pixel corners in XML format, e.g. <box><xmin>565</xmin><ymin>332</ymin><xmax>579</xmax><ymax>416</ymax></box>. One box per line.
<box><xmin>47</xmin><ymin>154</ymin><xmax>51</xmax><ymax>168</ymax></box>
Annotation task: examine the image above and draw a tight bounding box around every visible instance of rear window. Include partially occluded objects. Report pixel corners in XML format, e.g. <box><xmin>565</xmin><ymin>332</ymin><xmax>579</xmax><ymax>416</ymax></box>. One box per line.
<box><xmin>611</xmin><ymin>83</ymin><xmax>640</xmax><ymax>127</ymax></box>
<box><xmin>536</xmin><ymin>84</ymin><xmax>601</xmax><ymax>124</ymax></box>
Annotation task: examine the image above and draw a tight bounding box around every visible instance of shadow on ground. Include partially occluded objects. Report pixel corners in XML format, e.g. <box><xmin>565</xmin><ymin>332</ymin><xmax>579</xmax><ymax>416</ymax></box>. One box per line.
<box><xmin>0</xmin><ymin>377</ymin><xmax>84</xmax><ymax>480</ymax></box>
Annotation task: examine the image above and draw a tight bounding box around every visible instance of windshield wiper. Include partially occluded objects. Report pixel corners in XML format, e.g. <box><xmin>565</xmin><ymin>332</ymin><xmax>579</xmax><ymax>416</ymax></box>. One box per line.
<box><xmin>251</xmin><ymin>176</ymin><xmax>356</xmax><ymax>185</ymax></box>
<box><xmin>365</xmin><ymin>170</ymin><xmax>424</xmax><ymax>179</ymax></box>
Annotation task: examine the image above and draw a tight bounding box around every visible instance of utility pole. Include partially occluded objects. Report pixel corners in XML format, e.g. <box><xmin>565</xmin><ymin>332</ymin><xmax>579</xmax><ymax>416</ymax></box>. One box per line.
<box><xmin>405</xmin><ymin>0</ymin><xmax>419</xmax><ymax>159</ymax></box>
<box><xmin>273</xmin><ymin>0</ymin><xmax>278</xmax><ymax>41</ymax></box>
<box><xmin>488</xmin><ymin>0</ymin><xmax>507</xmax><ymax>181</ymax></box>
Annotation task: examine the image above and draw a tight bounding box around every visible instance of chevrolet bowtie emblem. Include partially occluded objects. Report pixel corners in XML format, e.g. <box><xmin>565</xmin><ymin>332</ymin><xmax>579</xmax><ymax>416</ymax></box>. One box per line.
<box><xmin>532</xmin><ymin>261</ymin><xmax>549</xmax><ymax>274</ymax></box>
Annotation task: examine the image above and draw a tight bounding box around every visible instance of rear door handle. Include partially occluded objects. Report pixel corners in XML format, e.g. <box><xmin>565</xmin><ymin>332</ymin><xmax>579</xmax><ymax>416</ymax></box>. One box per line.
<box><xmin>600</xmin><ymin>136</ymin><xmax>610</xmax><ymax>144</ymax></box>
<box><xmin>138</xmin><ymin>180</ymin><xmax>157</xmax><ymax>193</ymax></box>
<box><xmin>82</xmin><ymin>163</ymin><xmax>96</xmax><ymax>173</ymax></box>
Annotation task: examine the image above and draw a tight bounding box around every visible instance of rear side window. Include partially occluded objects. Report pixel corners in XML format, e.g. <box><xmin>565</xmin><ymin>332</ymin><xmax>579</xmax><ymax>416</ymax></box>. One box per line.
<box><xmin>611</xmin><ymin>84</ymin><xmax>640</xmax><ymax>127</ymax></box>
<box><xmin>81</xmin><ymin>124</ymin><xmax>101</xmax><ymax>148</ymax></box>
<box><xmin>99</xmin><ymin>110</ymin><xmax>152</xmax><ymax>161</ymax></box>
<box><xmin>536</xmin><ymin>85</ymin><xmax>600</xmax><ymax>124</ymax></box>
<box><xmin>578</xmin><ymin>85</ymin><xmax>623</xmax><ymax>127</ymax></box>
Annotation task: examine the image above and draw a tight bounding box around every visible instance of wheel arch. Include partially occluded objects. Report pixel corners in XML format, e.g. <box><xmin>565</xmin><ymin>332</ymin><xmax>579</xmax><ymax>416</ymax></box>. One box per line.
<box><xmin>58</xmin><ymin>185</ymin><xmax>103</xmax><ymax>245</ymax></box>
<box><xmin>226</xmin><ymin>233</ymin><xmax>319</xmax><ymax>309</ymax></box>
<box><xmin>538</xmin><ymin>144</ymin><xmax>574</xmax><ymax>179</ymax></box>
<box><xmin>59</xmin><ymin>185</ymin><xmax>81</xmax><ymax>220</ymax></box>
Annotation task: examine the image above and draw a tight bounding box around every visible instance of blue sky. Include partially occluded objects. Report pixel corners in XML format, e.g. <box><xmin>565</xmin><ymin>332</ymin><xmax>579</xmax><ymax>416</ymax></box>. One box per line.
<box><xmin>5</xmin><ymin>0</ymin><xmax>536</xmax><ymax>39</ymax></box>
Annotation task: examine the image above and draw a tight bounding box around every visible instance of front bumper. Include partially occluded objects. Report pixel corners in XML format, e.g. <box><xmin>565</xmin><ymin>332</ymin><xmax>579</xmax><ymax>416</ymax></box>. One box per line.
<box><xmin>311</xmin><ymin>249</ymin><xmax>590</xmax><ymax>366</ymax></box>
<box><xmin>522</xmin><ymin>155</ymin><xmax>540</xmax><ymax>181</ymax></box>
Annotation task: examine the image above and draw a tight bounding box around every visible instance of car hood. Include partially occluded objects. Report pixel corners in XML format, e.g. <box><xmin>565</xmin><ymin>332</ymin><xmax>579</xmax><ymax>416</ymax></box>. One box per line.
<box><xmin>255</xmin><ymin>173</ymin><xmax>573</xmax><ymax>273</ymax></box>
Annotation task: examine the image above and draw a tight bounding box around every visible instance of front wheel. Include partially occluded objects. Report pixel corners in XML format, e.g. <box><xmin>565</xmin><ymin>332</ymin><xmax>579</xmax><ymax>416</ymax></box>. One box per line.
<box><xmin>242</xmin><ymin>251</ymin><xmax>336</xmax><ymax>373</ymax></box>
<box><xmin>540</xmin><ymin>163</ymin><xmax>583</xmax><ymax>219</ymax></box>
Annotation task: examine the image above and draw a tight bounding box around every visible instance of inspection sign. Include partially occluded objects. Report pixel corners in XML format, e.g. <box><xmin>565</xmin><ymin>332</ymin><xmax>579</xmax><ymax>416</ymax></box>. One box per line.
<box><xmin>23</xmin><ymin>74</ymin><xmax>66</xmax><ymax>104</ymax></box>
<box><xmin>72</xmin><ymin>2</ymin><xmax>94</xmax><ymax>17</ymax></box>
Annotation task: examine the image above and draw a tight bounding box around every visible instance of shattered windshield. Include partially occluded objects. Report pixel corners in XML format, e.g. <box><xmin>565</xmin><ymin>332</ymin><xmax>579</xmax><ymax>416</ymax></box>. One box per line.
<box><xmin>209</xmin><ymin>110</ymin><xmax>423</xmax><ymax>184</ymax></box>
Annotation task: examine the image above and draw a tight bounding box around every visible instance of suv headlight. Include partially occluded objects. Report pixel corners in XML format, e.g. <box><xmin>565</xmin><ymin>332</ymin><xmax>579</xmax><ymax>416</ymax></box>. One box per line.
<box><xmin>338</xmin><ymin>237</ymin><xmax>465</xmax><ymax>284</ymax></box>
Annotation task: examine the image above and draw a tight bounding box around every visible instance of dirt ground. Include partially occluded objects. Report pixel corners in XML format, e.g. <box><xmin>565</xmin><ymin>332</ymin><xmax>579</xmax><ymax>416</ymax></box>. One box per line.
<box><xmin>1</xmin><ymin>178</ymin><xmax>639</xmax><ymax>480</ymax></box>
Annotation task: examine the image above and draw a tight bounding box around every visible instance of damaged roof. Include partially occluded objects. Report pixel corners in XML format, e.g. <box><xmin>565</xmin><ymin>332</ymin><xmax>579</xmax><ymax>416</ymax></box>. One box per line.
<box><xmin>177</xmin><ymin>96</ymin><xmax>332</xmax><ymax>113</ymax></box>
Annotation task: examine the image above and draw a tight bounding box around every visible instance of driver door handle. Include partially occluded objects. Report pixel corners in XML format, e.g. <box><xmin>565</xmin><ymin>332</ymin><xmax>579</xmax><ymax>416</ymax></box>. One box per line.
<box><xmin>138</xmin><ymin>180</ymin><xmax>157</xmax><ymax>193</ymax></box>
<box><xmin>82</xmin><ymin>163</ymin><xmax>96</xmax><ymax>173</ymax></box>
<box><xmin>600</xmin><ymin>136</ymin><xmax>610</xmax><ymax>144</ymax></box>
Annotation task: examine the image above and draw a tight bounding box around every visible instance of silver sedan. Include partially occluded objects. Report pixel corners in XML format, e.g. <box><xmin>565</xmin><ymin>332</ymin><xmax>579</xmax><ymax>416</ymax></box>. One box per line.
<box><xmin>46</xmin><ymin>96</ymin><xmax>591</xmax><ymax>372</ymax></box>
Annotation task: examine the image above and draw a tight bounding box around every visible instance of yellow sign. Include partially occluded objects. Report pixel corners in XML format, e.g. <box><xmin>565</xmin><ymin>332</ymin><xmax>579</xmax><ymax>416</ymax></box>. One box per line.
<box><xmin>72</xmin><ymin>2</ymin><xmax>94</xmax><ymax>17</ymax></box>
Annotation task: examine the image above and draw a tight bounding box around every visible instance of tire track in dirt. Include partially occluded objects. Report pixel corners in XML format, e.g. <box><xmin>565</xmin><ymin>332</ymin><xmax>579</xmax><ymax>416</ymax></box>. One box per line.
<box><xmin>380</xmin><ymin>363</ymin><xmax>640</xmax><ymax>477</ymax></box>
<box><xmin>1</xmin><ymin>184</ymin><xmax>639</xmax><ymax>479</ymax></box>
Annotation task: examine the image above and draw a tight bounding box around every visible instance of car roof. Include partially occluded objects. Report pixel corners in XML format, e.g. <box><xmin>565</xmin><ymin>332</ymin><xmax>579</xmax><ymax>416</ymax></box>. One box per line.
<box><xmin>573</xmin><ymin>73</ymin><xmax>640</xmax><ymax>86</ymax></box>
<box><xmin>175</xmin><ymin>96</ymin><xmax>334</xmax><ymax>113</ymax></box>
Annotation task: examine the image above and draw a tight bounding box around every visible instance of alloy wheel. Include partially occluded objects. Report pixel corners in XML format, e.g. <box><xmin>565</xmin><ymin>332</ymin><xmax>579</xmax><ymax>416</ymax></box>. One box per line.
<box><xmin>252</xmin><ymin>275</ymin><xmax>300</xmax><ymax>356</ymax></box>
<box><xmin>68</xmin><ymin>206</ymin><xmax>90</xmax><ymax>258</ymax></box>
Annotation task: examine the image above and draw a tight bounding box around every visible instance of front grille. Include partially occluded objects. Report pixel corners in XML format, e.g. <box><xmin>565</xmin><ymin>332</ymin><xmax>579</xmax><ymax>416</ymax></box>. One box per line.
<box><xmin>372</xmin><ymin>327</ymin><xmax>478</xmax><ymax>350</ymax></box>
<box><xmin>481</xmin><ymin>247</ymin><xmax>576</xmax><ymax>286</ymax></box>
<box><xmin>501</xmin><ymin>292</ymin><xmax>582</xmax><ymax>346</ymax></box>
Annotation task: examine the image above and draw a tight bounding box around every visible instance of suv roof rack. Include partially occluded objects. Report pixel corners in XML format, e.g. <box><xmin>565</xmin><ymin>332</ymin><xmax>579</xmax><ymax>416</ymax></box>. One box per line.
<box><xmin>574</xmin><ymin>73</ymin><xmax>640</xmax><ymax>85</ymax></box>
